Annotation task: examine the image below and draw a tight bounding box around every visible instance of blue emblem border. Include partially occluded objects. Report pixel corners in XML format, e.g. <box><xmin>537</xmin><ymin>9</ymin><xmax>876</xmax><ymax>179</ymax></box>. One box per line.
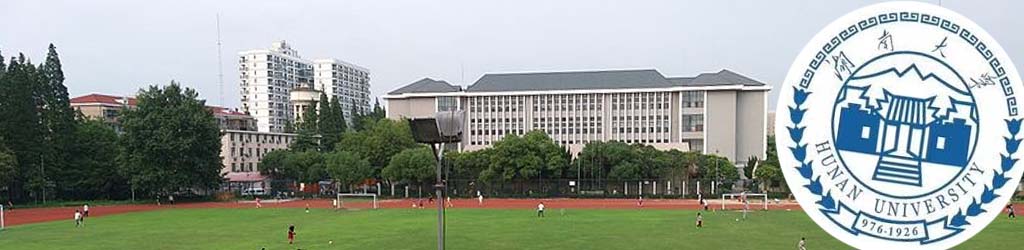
<box><xmin>786</xmin><ymin>11</ymin><xmax>1021</xmax><ymax>245</ymax></box>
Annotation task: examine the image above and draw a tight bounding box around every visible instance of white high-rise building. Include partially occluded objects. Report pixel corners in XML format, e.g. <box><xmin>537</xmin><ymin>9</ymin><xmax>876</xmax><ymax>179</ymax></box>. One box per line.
<box><xmin>239</xmin><ymin>41</ymin><xmax>313</xmax><ymax>132</ymax></box>
<box><xmin>239</xmin><ymin>41</ymin><xmax>371</xmax><ymax>132</ymax></box>
<box><xmin>313</xmin><ymin>59</ymin><xmax>371</xmax><ymax>124</ymax></box>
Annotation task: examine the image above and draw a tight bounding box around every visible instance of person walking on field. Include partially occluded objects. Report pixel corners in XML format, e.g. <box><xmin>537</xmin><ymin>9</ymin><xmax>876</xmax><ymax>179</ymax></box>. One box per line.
<box><xmin>696</xmin><ymin>212</ymin><xmax>703</xmax><ymax>228</ymax></box>
<box><xmin>255</xmin><ymin>197</ymin><xmax>262</xmax><ymax>208</ymax></box>
<box><xmin>287</xmin><ymin>224</ymin><xmax>296</xmax><ymax>245</ymax></box>
<box><xmin>537</xmin><ymin>202</ymin><xmax>545</xmax><ymax>217</ymax></box>
<box><xmin>169</xmin><ymin>195</ymin><xmax>175</xmax><ymax>205</ymax></box>
<box><xmin>798</xmin><ymin>237</ymin><xmax>806</xmax><ymax>250</ymax></box>
<box><xmin>83</xmin><ymin>204</ymin><xmax>90</xmax><ymax>217</ymax></box>
<box><xmin>638</xmin><ymin>196</ymin><xmax>644</xmax><ymax>207</ymax></box>
<box><xmin>1008</xmin><ymin>204</ymin><xmax>1016</xmax><ymax>219</ymax></box>
<box><xmin>74</xmin><ymin>209</ymin><xmax>83</xmax><ymax>228</ymax></box>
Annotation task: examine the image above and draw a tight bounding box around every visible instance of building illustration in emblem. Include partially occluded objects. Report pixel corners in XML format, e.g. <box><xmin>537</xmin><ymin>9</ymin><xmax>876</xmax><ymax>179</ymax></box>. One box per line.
<box><xmin>834</xmin><ymin>64</ymin><xmax>976</xmax><ymax>187</ymax></box>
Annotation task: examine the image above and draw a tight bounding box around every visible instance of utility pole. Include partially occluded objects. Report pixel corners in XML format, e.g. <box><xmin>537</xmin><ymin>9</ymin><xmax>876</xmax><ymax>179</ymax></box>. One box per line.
<box><xmin>431</xmin><ymin>143</ymin><xmax>446</xmax><ymax>250</ymax></box>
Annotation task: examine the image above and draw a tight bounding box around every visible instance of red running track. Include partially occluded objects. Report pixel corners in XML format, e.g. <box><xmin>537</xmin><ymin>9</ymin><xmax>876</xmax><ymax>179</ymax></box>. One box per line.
<box><xmin>2</xmin><ymin>198</ymin><xmax>804</xmax><ymax>227</ymax></box>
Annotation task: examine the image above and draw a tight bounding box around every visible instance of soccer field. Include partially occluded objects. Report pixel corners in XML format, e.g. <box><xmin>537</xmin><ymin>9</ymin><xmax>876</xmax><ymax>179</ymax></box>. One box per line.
<box><xmin>0</xmin><ymin>207</ymin><xmax>1018</xmax><ymax>249</ymax></box>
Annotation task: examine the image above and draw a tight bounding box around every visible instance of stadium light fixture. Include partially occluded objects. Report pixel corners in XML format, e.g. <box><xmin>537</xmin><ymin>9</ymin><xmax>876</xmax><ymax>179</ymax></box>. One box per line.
<box><xmin>408</xmin><ymin>110</ymin><xmax>464</xmax><ymax>250</ymax></box>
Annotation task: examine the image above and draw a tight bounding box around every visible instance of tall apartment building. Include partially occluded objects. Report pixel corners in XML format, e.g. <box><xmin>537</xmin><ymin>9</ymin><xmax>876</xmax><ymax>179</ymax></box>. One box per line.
<box><xmin>313</xmin><ymin>59</ymin><xmax>372</xmax><ymax>122</ymax></box>
<box><xmin>239</xmin><ymin>41</ymin><xmax>371</xmax><ymax>132</ymax></box>
<box><xmin>238</xmin><ymin>41</ymin><xmax>313</xmax><ymax>132</ymax></box>
<box><xmin>383</xmin><ymin>69</ymin><xmax>769</xmax><ymax>164</ymax></box>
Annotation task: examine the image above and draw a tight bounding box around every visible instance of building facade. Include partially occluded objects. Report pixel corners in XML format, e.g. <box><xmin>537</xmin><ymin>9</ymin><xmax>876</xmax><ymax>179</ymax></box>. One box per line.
<box><xmin>383</xmin><ymin>69</ymin><xmax>769</xmax><ymax>164</ymax></box>
<box><xmin>239</xmin><ymin>41</ymin><xmax>370</xmax><ymax>132</ymax></box>
<box><xmin>313</xmin><ymin>59</ymin><xmax>372</xmax><ymax>123</ymax></box>
<box><xmin>289</xmin><ymin>86</ymin><xmax>321</xmax><ymax>123</ymax></box>
<box><xmin>220</xmin><ymin>130</ymin><xmax>295</xmax><ymax>174</ymax></box>
<box><xmin>70</xmin><ymin>93</ymin><xmax>294</xmax><ymax>184</ymax></box>
<box><xmin>238</xmin><ymin>41</ymin><xmax>313</xmax><ymax>132</ymax></box>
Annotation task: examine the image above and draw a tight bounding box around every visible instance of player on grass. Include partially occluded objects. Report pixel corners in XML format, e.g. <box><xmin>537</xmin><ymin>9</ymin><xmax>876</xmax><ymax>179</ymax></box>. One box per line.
<box><xmin>696</xmin><ymin>212</ymin><xmax>703</xmax><ymax>228</ymax></box>
<box><xmin>637</xmin><ymin>196</ymin><xmax>644</xmax><ymax>207</ymax></box>
<box><xmin>798</xmin><ymin>237</ymin><xmax>806</xmax><ymax>250</ymax></box>
<box><xmin>1008</xmin><ymin>204</ymin><xmax>1016</xmax><ymax>219</ymax></box>
<box><xmin>287</xmin><ymin>224</ymin><xmax>296</xmax><ymax>245</ymax></box>
<box><xmin>74</xmin><ymin>209</ymin><xmax>83</xmax><ymax>228</ymax></box>
<box><xmin>477</xmin><ymin>191</ymin><xmax>484</xmax><ymax>206</ymax></box>
<box><xmin>537</xmin><ymin>202</ymin><xmax>545</xmax><ymax>217</ymax></box>
<box><xmin>83</xmin><ymin>204</ymin><xmax>90</xmax><ymax>217</ymax></box>
<box><xmin>741</xmin><ymin>191</ymin><xmax>750</xmax><ymax>220</ymax></box>
<box><xmin>255</xmin><ymin>197</ymin><xmax>262</xmax><ymax>208</ymax></box>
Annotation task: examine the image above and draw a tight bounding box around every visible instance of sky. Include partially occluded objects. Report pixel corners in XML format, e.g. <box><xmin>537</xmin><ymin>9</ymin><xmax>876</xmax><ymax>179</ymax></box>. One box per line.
<box><xmin>1</xmin><ymin>0</ymin><xmax>1021</xmax><ymax>109</ymax></box>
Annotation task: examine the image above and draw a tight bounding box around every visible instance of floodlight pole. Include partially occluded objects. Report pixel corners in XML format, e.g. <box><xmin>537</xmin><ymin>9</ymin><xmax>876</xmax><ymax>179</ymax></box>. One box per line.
<box><xmin>431</xmin><ymin>143</ymin><xmax>445</xmax><ymax>250</ymax></box>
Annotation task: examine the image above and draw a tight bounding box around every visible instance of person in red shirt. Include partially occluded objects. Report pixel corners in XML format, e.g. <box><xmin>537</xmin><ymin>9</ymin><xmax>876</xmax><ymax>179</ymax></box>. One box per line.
<box><xmin>287</xmin><ymin>224</ymin><xmax>296</xmax><ymax>244</ymax></box>
<box><xmin>255</xmin><ymin>197</ymin><xmax>262</xmax><ymax>208</ymax></box>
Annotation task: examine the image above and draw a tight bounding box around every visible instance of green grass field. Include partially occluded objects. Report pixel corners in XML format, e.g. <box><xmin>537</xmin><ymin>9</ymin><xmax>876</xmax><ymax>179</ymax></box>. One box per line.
<box><xmin>0</xmin><ymin>207</ymin><xmax>1019</xmax><ymax>249</ymax></box>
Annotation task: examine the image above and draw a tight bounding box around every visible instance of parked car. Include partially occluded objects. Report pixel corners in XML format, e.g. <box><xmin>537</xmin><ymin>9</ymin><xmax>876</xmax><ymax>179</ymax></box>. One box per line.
<box><xmin>241</xmin><ymin>187</ymin><xmax>266</xmax><ymax>196</ymax></box>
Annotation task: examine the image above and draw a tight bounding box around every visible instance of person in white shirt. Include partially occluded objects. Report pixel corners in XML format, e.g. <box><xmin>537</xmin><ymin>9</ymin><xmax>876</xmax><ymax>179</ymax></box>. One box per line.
<box><xmin>477</xmin><ymin>191</ymin><xmax>484</xmax><ymax>206</ymax></box>
<box><xmin>741</xmin><ymin>191</ymin><xmax>749</xmax><ymax>220</ymax></box>
<box><xmin>83</xmin><ymin>204</ymin><xmax>90</xmax><ymax>217</ymax></box>
<box><xmin>537</xmin><ymin>202</ymin><xmax>545</xmax><ymax>217</ymax></box>
<box><xmin>798</xmin><ymin>237</ymin><xmax>806</xmax><ymax>250</ymax></box>
<box><xmin>74</xmin><ymin>210</ymin><xmax>83</xmax><ymax>227</ymax></box>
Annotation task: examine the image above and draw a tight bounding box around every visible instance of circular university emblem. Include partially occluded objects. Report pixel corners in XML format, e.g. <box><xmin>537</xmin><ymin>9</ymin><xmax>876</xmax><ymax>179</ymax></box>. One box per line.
<box><xmin>776</xmin><ymin>2</ymin><xmax>1024</xmax><ymax>249</ymax></box>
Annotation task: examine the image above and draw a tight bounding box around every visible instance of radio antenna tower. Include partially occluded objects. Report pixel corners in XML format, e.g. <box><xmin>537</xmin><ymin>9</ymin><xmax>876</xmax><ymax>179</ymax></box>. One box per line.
<box><xmin>216</xmin><ymin>13</ymin><xmax>225</xmax><ymax>105</ymax></box>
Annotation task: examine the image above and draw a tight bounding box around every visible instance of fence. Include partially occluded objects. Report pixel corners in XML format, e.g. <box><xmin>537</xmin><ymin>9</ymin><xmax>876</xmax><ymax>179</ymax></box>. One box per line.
<box><xmin>265</xmin><ymin>178</ymin><xmax>757</xmax><ymax>199</ymax></box>
<box><xmin>378</xmin><ymin>178</ymin><xmax>741</xmax><ymax>199</ymax></box>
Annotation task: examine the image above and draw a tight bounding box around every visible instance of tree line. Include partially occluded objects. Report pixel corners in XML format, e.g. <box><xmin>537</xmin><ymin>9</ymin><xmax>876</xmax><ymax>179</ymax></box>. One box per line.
<box><xmin>0</xmin><ymin>45</ymin><xmax>228</xmax><ymax>204</ymax></box>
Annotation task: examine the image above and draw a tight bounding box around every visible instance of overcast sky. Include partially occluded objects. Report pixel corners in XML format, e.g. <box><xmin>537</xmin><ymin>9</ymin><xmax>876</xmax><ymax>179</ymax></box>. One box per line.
<box><xmin>1</xmin><ymin>0</ymin><xmax>1021</xmax><ymax>109</ymax></box>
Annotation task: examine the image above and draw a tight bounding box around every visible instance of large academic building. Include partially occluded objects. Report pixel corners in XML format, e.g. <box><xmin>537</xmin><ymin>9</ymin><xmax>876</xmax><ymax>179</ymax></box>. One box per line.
<box><xmin>383</xmin><ymin>69</ymin><xmax>769</xmax><ymax>164</ymax></box>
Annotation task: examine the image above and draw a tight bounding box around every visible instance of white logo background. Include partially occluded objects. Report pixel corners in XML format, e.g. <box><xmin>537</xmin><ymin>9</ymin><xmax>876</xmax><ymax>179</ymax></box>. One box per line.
<box><xmin>776</xmin><ymin>2</ymin><xmax>1023</xmax><ymax>249</ymax></box>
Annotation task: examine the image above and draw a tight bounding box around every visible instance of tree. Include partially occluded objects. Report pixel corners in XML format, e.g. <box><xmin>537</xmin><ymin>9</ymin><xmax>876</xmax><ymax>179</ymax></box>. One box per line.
<box><xmin>349</xmin><ymin>98</ymin><xmax>364</xmax><ymax>131</ymax></box>
<box><xmin>382</xmin><ymin>147</ymin><xmax>435</xmax><ymax>186</ymax></box>
<box><xmin>290</xmin><ymin>104</ymin><xmax>320</xmax><ymax>152</ymax></box>
<box><xmin>325</xmin><ymin>150</ymin><xmax>373</xmax><ymax>189</ymax></box>
<box><xmin>483</xmin><ymin>131</ymin><xmax>569</xmax><ymax>194</ymax></box>
<box><xmin>698</xmin><ymin>154</ymin><xmax>739</xmax><ymax>193</ymax></box>
<box><xmin>336</xmin><ymin>119</ymin><xmax>417</xmax><ymax>171</ymax></box>
<box><xmin>119</xmin><ymin>82</ymin><xmax>223</xmax><ymax>196</ymax></box>
<box><xmin>0</xmin><ymin>54</ymin><xmax>47</xmax><ymax>202</ymax></box>
<box><xmin>755</xmin><ymin>135</ymin><xmax>786</xmax><ymax>192</ymax></box>
<box><xmin>61</xmin><ymin>119</ymin><xmax>127</xmax><ymax>199</ymax></box>
<box><xmin>448</xmin><ymin>149</ymin><xmax>491</xmax><ymax>180</ymax></box>
<box><xmin>284</xmin><ymin>151</ymin><xmax>325</xmax><ymax>184</ymax></box>
<box><xmin>319</xmin><ymin>95</ymin><xmax>346</xmax><ymax>152</ymax></box>
<box><xmin>39</xmin><ymin>44</ymin><xmax>80</xmax><ymax>200</ymax></box>
<box><xmin>0</xmin><ymin>143</ymin><xmax>16</xmax><ymax>201</ymax></box>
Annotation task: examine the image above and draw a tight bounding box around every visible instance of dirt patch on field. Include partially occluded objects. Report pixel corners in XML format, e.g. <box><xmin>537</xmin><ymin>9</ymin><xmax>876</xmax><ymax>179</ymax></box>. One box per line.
<box><xmin>3</xmin><ymin>197</ymin><xmax>806</xmax><ymax>227</ymax></box>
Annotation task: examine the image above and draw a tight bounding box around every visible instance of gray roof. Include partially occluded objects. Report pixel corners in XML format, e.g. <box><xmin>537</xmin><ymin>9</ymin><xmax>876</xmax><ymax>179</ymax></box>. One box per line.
<box><xmin>686</xmin><ymin>69</ymin><xmax>766</xmax><ymax>87</ymax></box>
<box><xmin>389</xmin><ymin>69</ymin><xmax>766</xmax><ymax>95</ymax></box>
<box><xmin>466</xmin><ymin>69</ymin><xmax>673</xmax><ymax>92</ymax></box>
<box><xmin>387</xmin><ymin>78</ymin><xmax>461</xmax><ymax>95</ymax></box>
<box><xmin>466</xmin><ymin>69</ymin><xmax>764</xmax><ymax>92</ymax></box>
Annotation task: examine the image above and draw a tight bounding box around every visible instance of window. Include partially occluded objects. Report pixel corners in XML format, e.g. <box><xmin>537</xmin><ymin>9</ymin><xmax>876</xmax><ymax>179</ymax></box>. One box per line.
<box><xmin>861</xmin><ymin>126</ymin><xmax>872</xmax><ymax>139</ymax></box>
<box><xmin>681</xmin><ymin>114</ymin><xmax>704</xmax><ymax>132</ymax></box>
<box><xmin>437</xmin><ymin>96</ymin><xmax>459</xmax><ymax>112</ymax></box>
<box><xmin>936</xmin><ymin>136</ymin><xmax>946</xmax><ymax>149</ymax></box>
<box><xmin>681</xmin><ymin>91</ymin><xmax>705</xmax><ymax>108</ymax></box>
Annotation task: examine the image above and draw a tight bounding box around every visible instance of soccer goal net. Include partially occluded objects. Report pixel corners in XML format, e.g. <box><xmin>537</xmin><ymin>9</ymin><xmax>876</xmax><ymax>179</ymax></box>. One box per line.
<box><xmin>720</xmin><ymin>193</ymin><xmax>768</xmax><ymax>211</ymax></box>
<box><xmin>336</xmin><ymin>193</ymin><xmax>378</xmax><ymax>209</ymax></box>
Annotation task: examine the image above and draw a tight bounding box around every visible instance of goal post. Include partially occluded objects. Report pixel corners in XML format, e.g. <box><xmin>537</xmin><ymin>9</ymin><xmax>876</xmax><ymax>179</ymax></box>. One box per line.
<box><xmin>721</xmin><ymin>193</ymin><xmax>768</xmax><ymax>211</ymax></box>
<box><xmin>336</xmin><ymin>193</ymin><xmax>378</xmax><ymax>209</ymax></box>
<box><xmin>1</xmin><ymin>204</ymin><xmax>5</xmax><ymax>230</ymax></box>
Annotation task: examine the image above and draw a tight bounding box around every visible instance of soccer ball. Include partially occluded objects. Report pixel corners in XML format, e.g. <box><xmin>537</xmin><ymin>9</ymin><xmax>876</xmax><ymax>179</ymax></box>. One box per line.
<box><xmin>329</xmin><ymin>240</ymin><xmax>333</xmax><ymax>245</ymax></box>
<box><xmin>735</xmin><ymin>218</ymin><xmax>740</xmax><ymax>222</ymax></box>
